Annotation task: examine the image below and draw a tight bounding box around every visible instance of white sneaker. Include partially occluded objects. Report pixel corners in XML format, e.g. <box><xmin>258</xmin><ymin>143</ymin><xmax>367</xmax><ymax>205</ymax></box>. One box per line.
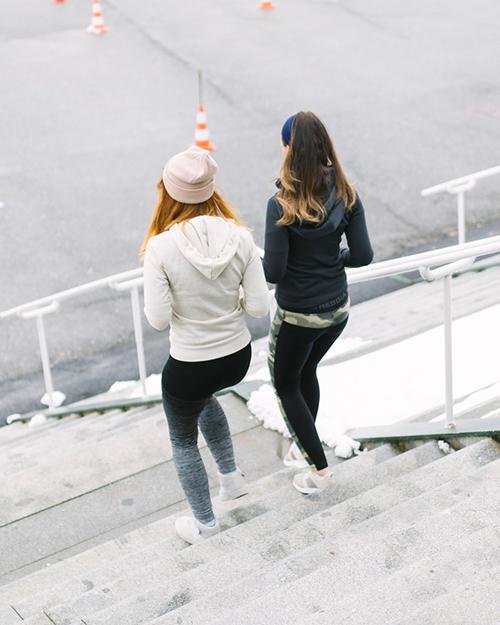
<box><xmin>218</xmin><ymin>467</ymin><xmax>248</xmax><ymax>501</ymax></box>
<box><xmin>174</xmin><ymin>516</ymin><xmax>220</xmax><ymax>544</ymax></box>
<box><xmin>283</xmin><ymin>442</ymin><xmax>309</xmax><ymax>469</ymax></box>
<box><xmin>293</xmin><ymin>469</ymin><xmax>333</xmax><ymax>495</ymax></box>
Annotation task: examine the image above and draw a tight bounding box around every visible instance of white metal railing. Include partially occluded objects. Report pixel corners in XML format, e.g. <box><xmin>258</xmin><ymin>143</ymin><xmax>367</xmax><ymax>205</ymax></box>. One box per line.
<box><xmin>2</xmin><ymin>235</ymin><xmax>500</xmax><ymax>426</ymax></box>
<box><xmin>421</xmin><ymin>165</ymin><xmax>500</xmax><ymax>244</ymax></box>
<box><xmin>0</xmin><ymin>267</ymin><xmax>145</xmax><ymax>409</ymax></box>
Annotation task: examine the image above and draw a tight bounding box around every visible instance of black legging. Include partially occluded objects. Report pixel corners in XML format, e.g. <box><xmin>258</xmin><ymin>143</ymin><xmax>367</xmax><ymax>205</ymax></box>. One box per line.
<box><xmin>272</xmin><ymin>319</ymin><xmax>348</xmax><ymax>471</ymax></box>
<box><xmin>162</xmin><ymin>343</ymin><xmax>252</xmax><ymax>400</ymax></box>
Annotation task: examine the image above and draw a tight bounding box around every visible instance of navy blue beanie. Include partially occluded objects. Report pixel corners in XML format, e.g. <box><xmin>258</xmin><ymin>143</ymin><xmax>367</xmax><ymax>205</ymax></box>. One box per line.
<box><xmin>281</xmin><ymin>114</ymin><xmax>297</xmax><ymax>146</ymax></box>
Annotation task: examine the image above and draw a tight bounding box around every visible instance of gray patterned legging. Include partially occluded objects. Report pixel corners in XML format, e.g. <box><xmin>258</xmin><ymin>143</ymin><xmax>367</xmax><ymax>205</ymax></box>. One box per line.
<box><xmin>163</xmin><ymin>394</ymin><xmax>237</xmax><ymax>524</ymax></box>
<box><xmin>161</xmin><ymin>343</ymin><xmax>252</xmax><ymax>524</ymax></box>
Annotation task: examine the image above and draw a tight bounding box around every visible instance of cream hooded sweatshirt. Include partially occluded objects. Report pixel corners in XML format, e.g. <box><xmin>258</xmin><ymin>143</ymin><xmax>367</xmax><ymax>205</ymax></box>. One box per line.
<box><xmin>143</xmin><ymin>216</ymin><xmax>270</xmax><ymax>361</ymax></box>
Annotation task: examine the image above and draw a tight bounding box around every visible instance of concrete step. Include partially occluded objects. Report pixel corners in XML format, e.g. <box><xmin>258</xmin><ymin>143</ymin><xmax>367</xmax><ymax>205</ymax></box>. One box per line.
<box><xmin>0</xmin><ymin>396</ymin><xmax>274</xmax><ymax>525</ymax></box>
<box><xmin>0</xmin><ymin>406</ymin><xmax>156</xmax><ymax>460</ymax></box>
<box><xmin>24</xmin><ymin>444</ymin><xmax>444</xmax><ymax>624</ymax></box>
<box><xmin>0</xmin><ymin>413</ymin><xmax>83</xmax><ymax>449</ymax></box>
<box><xmin>0</xmin><ymin>605</ymin><xmax>25</xmax><ymax>625</ymax></box>
<box><xmin>0</xmin><ymin>453</ymin><xmax>300</xmax><ymax>596</ymax></box>
<box><xmin>143</xmin><ymin>439</ymin><xmax>500</xmax><ymax>625</ymax></box>
<box><xmin>202</xmin><ymin>458</ymin><xmax>500</xmax><ymax>625</ymax></box>
<box><xmin>0</xmin><ymin>466</ymin><xmax>296</xmax><ymax>608</ymax></box>
<box><xmin>300</xmin><ymin>526</ymin><xmax>500</xmax><ymax>625</ymax></box>
<box><xmin>390</xmin><ymin>564</ymin><xmax>500</xmax><ymax>625</ymax></box>
<box><xmin>0</xmin><ymin>414</ymin><xmax>285</xmax><ymax>581</ymax></box>
<box><xmin>0</xmin><ymin>444</ymin><xmax>397</xmax><ymax>610</ymax></box>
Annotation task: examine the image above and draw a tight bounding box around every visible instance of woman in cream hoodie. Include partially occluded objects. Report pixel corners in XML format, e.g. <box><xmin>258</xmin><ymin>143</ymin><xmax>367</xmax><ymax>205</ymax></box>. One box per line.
<box><xmin>142</xmin><ymin>146</ymin><xmax>269</xmax><ymax>544</ymax></box>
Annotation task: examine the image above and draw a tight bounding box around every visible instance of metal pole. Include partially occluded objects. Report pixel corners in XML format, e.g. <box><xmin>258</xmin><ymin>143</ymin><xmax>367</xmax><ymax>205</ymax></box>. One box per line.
<box><xmin>36</xmin><ymin>314</ymin><xmax>55</xmax><ymax>409</ymax></box>
<box><xmin>456</xmin><ymin>190</ymin><xmax>466</xmax><ymax>245</ymax></box>
<box><xmin>130</xmin><ymin>286</ymin><xmax>147</xmax><ymax>397</ymax></box>
<box><xmin>443</xmin><ymin>275</ymin><xmax>455</xmax><ymax>427</ymax></box>
<box><xmin>198</xmin><ymin>69</ymin><xmax>203</xmax><ymax>106</ymax></box>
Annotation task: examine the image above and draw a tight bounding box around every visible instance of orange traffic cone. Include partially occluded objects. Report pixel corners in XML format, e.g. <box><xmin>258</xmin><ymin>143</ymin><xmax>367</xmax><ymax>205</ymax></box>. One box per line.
<box><xmin>194</xmin><ymin>104</ymin><xmax>215</xmax><ymax>152</ymax></box>
<box><xmin>259</xmin><ymin>1</ymin><xmax>275</xmax><ymax>9</ymax></box>
<box><xmin>87</xmin><ymin>0</ymin><xmax>108</xmax><ymax>34</ymax></box>
<box><xmin>53</xmin><ymin>0</ymin><xmax>65</xmax><ymax>4</ymax></box>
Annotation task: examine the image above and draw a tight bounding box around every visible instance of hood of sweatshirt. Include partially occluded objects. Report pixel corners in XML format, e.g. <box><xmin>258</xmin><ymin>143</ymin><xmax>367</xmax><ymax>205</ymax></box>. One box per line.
<box><xmin>172</xmin><ymin>216</ymin><xmax>240</xmax><ymax>280</ymax></box>
<box><xmin>278</xmin><ymin>167</ymin><xmax>347</xmax><ymax>240</ymax></box>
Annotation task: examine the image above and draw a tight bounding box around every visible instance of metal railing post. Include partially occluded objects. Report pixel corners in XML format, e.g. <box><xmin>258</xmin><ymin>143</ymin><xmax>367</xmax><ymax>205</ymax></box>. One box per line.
<box><xmin>421</xmin><ymin>165</ymin><xmax>500</xmax><ymax>244</ymax></box>
<box><xmin>19</xmin><ymin>301</ymin><xmax>60</xmax><ymax>411</ymax></box>
<box><xmin>443</xmin><ymin>274</ymin><xmax>455</xmax><ymax>428</ymax></box>
<box><xmin>36</xmin><ymin>314</ymin><xmax>55</xmax><ymax>410</ymax></box>
<box><xmin>130</xmin><ymin>285</ymin><xmax>148</xmax><ymax>397</ymax></box>
<box><xmin>456</xmin><ymin>190</ymin><xmax>466</xmax><ymax>245</ymax></box>
<box><xmin>109</xmin><ymin>277</ymin><xmax>148</xmax><ymax>397</ymax></box>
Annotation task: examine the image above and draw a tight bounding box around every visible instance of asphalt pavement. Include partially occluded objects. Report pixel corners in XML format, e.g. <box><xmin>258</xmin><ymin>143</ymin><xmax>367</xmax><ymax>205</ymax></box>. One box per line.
<box><xmin>1</xmin><ymin>0</ymin><xmax>500</xmax><ymax>420</ymax></box>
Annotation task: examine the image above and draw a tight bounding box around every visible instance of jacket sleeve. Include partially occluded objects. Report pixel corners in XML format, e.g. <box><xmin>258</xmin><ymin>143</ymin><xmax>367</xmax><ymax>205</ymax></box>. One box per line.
<box><xmin>240</xmin><ymin>239</ymin><xmax>271</xmax><ymax>318</ymax></box>
<box><xmin>340</xmin><ymin>194</ymin><xmax>374</xmax><ymax>267</ymax></box>
<box><xmin>143</xmin><ymin>240</ymin><xmax>172</xmax><ymax>331</ymax></box>
<box><xmin>263</xmin><ymin>197</ymin><xmax>289</xmax><ymax>284</ymax></box>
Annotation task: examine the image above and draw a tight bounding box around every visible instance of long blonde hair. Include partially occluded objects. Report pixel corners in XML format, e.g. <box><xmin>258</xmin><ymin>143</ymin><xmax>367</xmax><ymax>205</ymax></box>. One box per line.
<box><xmin>277</xmin><ymin>111</ymin><xmax>356</xmax><ymax>226</ymax></box>
<box><xmin>140</xmin><ymin>179</ymin><xmax>244</xmax><ymax>254</ymax></box>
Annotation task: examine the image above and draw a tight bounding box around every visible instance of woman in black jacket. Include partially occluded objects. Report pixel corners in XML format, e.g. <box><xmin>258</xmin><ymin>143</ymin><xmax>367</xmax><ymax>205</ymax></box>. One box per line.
<box><xmin>264</xmin><ymin>111</ymin><xmax>373</xmax><ymax>494</ymax></box>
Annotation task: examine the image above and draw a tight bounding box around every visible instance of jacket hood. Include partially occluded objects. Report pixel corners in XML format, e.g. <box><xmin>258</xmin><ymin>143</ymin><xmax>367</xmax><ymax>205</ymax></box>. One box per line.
<box><xmin>172</xmin><ymin>216</ymin><xmax>240</xmax><ymax>280</ymax></box>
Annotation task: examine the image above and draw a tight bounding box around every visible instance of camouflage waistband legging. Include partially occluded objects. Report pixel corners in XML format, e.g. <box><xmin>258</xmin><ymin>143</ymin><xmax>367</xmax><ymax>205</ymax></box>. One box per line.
<box><xmin>268</xmin><ymin>300</ymin><xmax>350</xmax><ymax>471</ymax></box>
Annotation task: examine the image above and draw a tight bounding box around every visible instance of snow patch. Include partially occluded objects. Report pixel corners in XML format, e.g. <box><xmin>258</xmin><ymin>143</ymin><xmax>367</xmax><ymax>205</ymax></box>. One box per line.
<box><xmin>40</xmin><ymin>391</ymin><xmax>66</xmax><ymax>407</ymax></box>
<box><xmin>430</xmin><ymin>380</ymin><xmax>500</xmax><ymax>423</ymax></box>
<box><xmin>29</xmin><ymin>413</ymin><xmax>48</xmax><ymax>427</ymax></box>
<box><xmin>333</xmin><ymin>435</ymin><xmax>362</xmax><ymax>459</ymax></box>
<box><xmin>108</xmin><ymin>380</ymin><xmax>137</xmax><ymax>393</ymax></box>
<box><xmin>437</xmin><ymin>440</ymin><xmax>454</xmax><ymax>454</ymax></box>
<box><xmin>107</xmin><ymin>375</ymin><xmax>162</xmax><ymax>398</ymax></box>
<box><xmin>247</xmin><ymin>302</ymin><xmax>500</xmax><ymax>452</ymax></box>
<box><xmin>247</xmin><ymin>383</ymin><xmax>360</xmax><ymax>457</ymax></box>
<box><xmin>247</xmin><ymin>384</ymin><xmax>289</xmax><ymax>438</ymax></box>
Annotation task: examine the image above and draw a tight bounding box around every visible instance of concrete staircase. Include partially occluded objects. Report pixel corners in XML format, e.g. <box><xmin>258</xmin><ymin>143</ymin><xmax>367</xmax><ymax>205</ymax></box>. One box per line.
<box><xmin>1</xmin><ymin>394</ymin><xmax>499</xmax><ymax>625</ymax></box>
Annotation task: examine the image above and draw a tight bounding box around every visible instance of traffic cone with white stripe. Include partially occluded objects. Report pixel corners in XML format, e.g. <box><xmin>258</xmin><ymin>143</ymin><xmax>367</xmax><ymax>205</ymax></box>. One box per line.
<box><xmin>194</xmin><ymin>104</ymin><xmax>215</xmax><ymax>152</ymax></box>
<box><xmin>87</xmin><ymin>0</ymin><xmax>108</xmax><ymax>34</ymax></box>
<box><xmin>259</xmin><ymin>1</ymin><xmax>275</xmax><ymax>9</ymax></box>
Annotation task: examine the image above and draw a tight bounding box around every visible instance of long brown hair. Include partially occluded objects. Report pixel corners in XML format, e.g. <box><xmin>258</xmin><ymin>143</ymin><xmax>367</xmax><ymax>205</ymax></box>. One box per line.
<box><xmin>277</xmin><ymin>111</ymin><xmax>356</xmax><ymax>226</ymax></box>
<box><xmin>140</xmin><ymin>179</ymin><xmax>244</xmax><ymax>254</ymax></box>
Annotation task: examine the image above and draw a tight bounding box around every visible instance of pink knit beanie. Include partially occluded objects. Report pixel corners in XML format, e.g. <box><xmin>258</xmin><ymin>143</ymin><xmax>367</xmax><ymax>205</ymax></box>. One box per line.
<box><xmin>162</xmin><ymin>145</ymin><xmax>218</xmax><ymax>204</ymax></box>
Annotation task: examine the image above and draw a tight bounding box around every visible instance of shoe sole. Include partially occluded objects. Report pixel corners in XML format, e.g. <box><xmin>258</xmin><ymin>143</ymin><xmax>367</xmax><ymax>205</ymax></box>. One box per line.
<box><xmin>219</xmin><ymin>488</ymin><xmax>249</xmax><ymax>501</ymax></box>
<box><xmin>292</xmin><ymin>480</ymin><xmax>319</xmax><ymax>495</ymax></box>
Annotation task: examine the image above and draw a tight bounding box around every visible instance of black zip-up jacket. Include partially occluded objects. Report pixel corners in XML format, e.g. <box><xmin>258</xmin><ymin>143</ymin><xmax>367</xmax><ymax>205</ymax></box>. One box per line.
<box><xmin>263</xmin><ymin>183</ymin><xmax>373</xmax><ymax>312</ymax></box>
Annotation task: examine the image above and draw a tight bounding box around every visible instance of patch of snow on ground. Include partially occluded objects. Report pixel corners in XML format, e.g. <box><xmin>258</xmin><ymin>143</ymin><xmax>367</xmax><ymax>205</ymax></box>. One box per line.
<box><xmin>29</xmin><ymin>413</ymin><xmax>48</xmax><ymax>427</ymax></box>
<box><xmin>430</xmin><ymin>380</ymin><xmax>500</xmax><ymax>423</ymax></box>
<box><xmin>108</xmin><ymin>380</ymin><xmax>137</xmax><ymax>393</ymax></box>
<box><xmin>107</xmin><ymin>375</ymin><xmax>162</xmax><ymax>398</ymax></box>
<box><xmin>247</xmin><ymin>384</ymin><xmax>289</xmax><ymax>438</ymax></box>
<box><xmin>247</xmin><ymin>302</ymin><xmax>500</xmax><ymax>445</ymax></box>
<box><xmin>245</xmin><ymin>366</ymin><xmax>271</xmax><ymax>382</ymax></box>
<box><xmin>247</xmin><ymin>383</ymin><xmax>357</xmax><ymax>454</ymax></box>
<box><xmin>40</xmin><ymin>391</ymin><xmax>66</xmax><ymax>407</ymax></box>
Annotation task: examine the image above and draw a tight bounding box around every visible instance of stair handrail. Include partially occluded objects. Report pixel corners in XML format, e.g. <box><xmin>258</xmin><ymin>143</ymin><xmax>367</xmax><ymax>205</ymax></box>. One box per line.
<box><xmin>2</xmin><ymin>235</ymin><xmax>500</xmax><ymax>423</ymax></box>
<box><xmin>421</xmin><ymin>165</ymin><xmax>500</xmax><ymax>244</ymax></box>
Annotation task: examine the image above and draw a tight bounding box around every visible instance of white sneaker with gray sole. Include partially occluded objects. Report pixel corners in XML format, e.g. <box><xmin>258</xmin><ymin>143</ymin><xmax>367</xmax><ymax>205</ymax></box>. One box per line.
<box><xmin>293</xmin><ymin>469</ymin><xmax>333</xmax><ymax>495</ymax></box>
<box><xmin>218</xmin><ymin>467</ymin><xmax>248</xmax><ymax>501</ymax></box>
<box><xmin>175</xmin><ymin>516</ymin><xmax>220</xmax><ymax>544</ymax></box>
